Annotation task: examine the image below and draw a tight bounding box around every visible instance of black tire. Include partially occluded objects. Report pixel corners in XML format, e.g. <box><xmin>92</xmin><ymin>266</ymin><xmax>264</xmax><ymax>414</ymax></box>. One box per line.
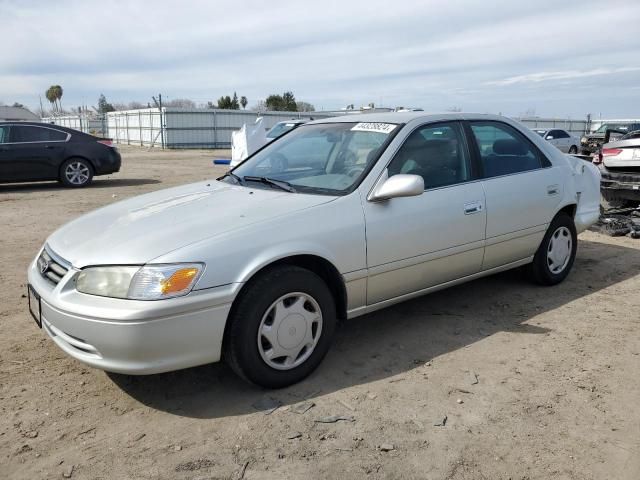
<box><xmin>528</xmin><ymin>212</ymin><xmax>577</xmax><ymax>286</ymax></box>
<box><xmin>59</xmin><ymin>157</ymin><xmax>94</xmax><ymax>188</ymax></box>
<box><xmin>224</xmin><ymin>265</ymin><xmax>337</xmax><ymax>388</ymax></box>
<box><xmin>568</xmin><ymin>145</ymin><xmax>578</xmax><ymax>154</ymax></box>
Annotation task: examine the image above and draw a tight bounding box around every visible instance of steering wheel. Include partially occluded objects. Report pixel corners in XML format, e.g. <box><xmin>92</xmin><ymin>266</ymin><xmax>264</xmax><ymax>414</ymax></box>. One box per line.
<box><xmin>346</xmin><ymin>165</ymin><xmax>365</xmax><ymax>178</ymax></box>
<box><xmin>268</xmin><ymin>153</ymin><xmax>288</xmax><ymax>173</ymax></box>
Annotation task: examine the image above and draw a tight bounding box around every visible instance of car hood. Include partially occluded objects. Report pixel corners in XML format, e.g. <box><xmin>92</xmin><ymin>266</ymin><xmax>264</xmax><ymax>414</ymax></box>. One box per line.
<box><xmin>47</xmin><ymin>180</ymin><xmax>336</xmax><ymax>268</ymax></box>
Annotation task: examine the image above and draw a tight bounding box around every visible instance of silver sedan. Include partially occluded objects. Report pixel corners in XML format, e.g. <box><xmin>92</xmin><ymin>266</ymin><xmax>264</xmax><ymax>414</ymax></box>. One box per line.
<box><xmin>533</xmin><ymin>128</ymin><xmax>580</xmax><ymax>154</ymax></box>
<box><xmin>27</xmin><ymin>113</ymin><xmax>601</xmax><ymax>388</ymax></box>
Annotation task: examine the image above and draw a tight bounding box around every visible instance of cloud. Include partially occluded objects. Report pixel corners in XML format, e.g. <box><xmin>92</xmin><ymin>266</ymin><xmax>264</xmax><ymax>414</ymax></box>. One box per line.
<box><xmin>487</xmin><ymin>67</ymin><xmax>640</xmax><ymax>86</ymax></box>
<box><xmin>1</xmin><ymin>0</ymin><xmax>639</xmax><ymax>117</ymax></box>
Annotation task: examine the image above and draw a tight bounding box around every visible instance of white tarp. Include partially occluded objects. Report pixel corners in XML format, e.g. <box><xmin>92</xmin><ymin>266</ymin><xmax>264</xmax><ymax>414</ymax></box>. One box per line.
<box><xmin>230</xmin><ymin>117</ymin><xmax>267</xmax><ymax>167</ymax></box>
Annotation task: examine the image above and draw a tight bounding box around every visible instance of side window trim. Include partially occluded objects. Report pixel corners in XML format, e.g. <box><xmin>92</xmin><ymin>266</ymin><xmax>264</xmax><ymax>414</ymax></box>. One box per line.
<box><xmin>382</xmin><ymin>120</ymin><xmax>479</xmax><ymax>191</ymax></box>
<box><xmin>463</xmin><ymin>119</ymin><xmax>552</xmax><ymax>181</ymax></box>
<box><xmin>7</xmin><ymin>125</ymin><xmax>70</xmax><ymax>144</ymax></box>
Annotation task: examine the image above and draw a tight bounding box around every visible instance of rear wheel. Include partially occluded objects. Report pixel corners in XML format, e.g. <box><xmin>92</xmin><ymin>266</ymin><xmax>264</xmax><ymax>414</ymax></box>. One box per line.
<box><xmin>568</xmin><ymin>145</ymin><xmax>578</xmax><ymax>154</ymax></box>
<box><xmin>528</xmin><ymin>212</ymin><xmax>577</xmax><ymax>286</ymax></box>
<box><xmin>224</xmin><ymin>265</ymin><xmax>337</xmax><ymax>388</ymax></box>
<box><xmin>59</xmin><ymin>158</ymin><xmax>93</xmax><ymax>187</ymax></box>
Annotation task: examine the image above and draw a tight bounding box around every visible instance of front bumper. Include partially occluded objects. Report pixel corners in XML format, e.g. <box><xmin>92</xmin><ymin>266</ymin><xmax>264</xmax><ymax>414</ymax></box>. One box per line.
<box><xmin>28</xmin><ymin>254</ymin><xmax>236</xmax><ymax>375</ymax></box>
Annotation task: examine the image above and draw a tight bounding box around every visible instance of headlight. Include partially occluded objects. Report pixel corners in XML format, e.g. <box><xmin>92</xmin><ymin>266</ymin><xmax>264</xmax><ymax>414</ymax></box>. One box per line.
<box><xmin>76</xmin><ymin>263</ymin><xmax>203</xmax><ymax>300</ymax></box>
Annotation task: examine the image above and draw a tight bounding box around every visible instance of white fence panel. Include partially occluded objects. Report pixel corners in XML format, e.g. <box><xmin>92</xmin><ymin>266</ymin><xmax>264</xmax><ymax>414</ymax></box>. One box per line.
<box><xmin>45</xmin><ymin>111</ymin><xmax>595</xmax><ymax>149</ymax></box>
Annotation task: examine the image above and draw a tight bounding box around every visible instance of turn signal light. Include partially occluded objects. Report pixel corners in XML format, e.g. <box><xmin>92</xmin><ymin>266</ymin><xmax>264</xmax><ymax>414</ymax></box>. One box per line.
<box><xmin>160</xmin><ymin>268</ymin><xmax>199</xmax><ymax>295</ymax></box>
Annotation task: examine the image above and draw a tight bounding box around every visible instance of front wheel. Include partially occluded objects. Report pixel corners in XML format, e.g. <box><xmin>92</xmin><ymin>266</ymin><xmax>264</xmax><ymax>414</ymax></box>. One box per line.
<box><xmin>59</xmin><ymin>158</ymin><xmax>94</xmax><ymax>187</ymax></box>
<box><xmin>528</xmin><ymin>212</ymin><xmax>577</xmax><ymax>286</ymax></box>
<box><xmin>224</xmin><ymin>265</ymin><xmax>337</xmax><ymax>388</ymax></box>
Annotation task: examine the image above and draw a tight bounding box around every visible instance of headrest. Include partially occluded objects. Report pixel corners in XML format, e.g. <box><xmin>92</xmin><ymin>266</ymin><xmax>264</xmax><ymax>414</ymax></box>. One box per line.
<box><xmin>493</xmin><ymin>138</ymin><xmax>527</xmax><ymax>155</ymax></box>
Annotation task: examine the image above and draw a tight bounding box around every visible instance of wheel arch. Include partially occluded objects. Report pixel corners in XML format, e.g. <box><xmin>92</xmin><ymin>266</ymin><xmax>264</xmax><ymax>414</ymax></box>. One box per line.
<box><xmin>59</xmin><ymin>155</ymin><xmax>96</xmax><ymax>178</ymax></box>
<box><xmin>222</xmin><ymin>254</ymin><xmax>348</xmax><ymax>356</ymax></box>
<box><xmin>556</xmin><ymin>202</ymin><xmax>577</xmax><ymax>219</ymax></box>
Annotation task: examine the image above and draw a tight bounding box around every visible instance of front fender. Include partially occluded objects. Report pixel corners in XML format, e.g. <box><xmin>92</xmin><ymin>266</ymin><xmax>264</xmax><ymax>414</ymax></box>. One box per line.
<box><xmin>150</xmin><ymin>193</ymin><xmax>367</xmax><ymax>290</ymax></box>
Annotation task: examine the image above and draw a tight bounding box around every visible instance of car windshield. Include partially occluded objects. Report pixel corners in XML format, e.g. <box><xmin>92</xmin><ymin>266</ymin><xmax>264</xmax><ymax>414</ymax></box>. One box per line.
<box><xmin>621</xmin><ymin>130</ymin><xmax>640</xmax><ymax>140</ymax></box>
<box><xmin>594</xmin><ymin>123</ymin><xmax>631</xmax><ymax>134</ymax></box>
<box><xmin>266</xmin><ymin>122</ymin><xmax>298</xmax><ymax>139</ymax></box>
<box><xmin>229</xmin><ymin>122</ymin><xmax>399</xmax><ymax>195</ymax></box>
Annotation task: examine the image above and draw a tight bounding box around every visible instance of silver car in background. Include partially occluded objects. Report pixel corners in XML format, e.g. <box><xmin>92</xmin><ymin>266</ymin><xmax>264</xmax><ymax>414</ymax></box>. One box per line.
<box><xmin>27</xmin><ymin>113</ymin><xmax>601</xmax><ymax>388</ymax></box>
<box><xmin>533</xmin><ymin>128</ymin><xmax>580</xmax><ymax>154</ymax></box>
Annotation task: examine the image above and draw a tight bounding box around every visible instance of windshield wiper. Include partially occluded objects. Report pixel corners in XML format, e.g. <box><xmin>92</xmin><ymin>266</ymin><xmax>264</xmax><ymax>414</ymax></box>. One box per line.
<box><xmin>218</xmin><ymin>171</ymin><xmax>244</xmax><ymax>185</ymax></box>
<box><xmin>243</xmin><ymin>176</ymin><xmax>296</xmax><ymax>193</ymax></box>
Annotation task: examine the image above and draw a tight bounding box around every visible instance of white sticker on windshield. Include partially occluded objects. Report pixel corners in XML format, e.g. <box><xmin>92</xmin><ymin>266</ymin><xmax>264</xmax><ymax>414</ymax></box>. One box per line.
<box><xmin>351</xmin><ymin>122</ymin><xmax>397</xmax><ymax>134</ymax></box>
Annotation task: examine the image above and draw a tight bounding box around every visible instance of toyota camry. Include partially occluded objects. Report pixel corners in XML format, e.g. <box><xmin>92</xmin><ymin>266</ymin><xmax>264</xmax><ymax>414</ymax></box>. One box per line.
<box><xmin>27</xmin><ymin>113</ymin><xmax>601</xmax><ymax>388</ymax></box>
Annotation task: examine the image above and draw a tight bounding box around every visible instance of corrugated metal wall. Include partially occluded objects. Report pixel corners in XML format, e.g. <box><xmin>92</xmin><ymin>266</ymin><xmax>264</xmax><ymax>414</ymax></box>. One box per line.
<box><xmin>105</xmin><ymin>108</ymin><xmax>335</xmax><ymax>148</ymax></box>
<box><xmin>44</xmin><ymin>110</ymin><xmax>591</xmax><ymax>148</ymax></box>
<box><xmin>515</xmin><ymin>117</ymin><xmax>588</xmax><ymax>136</ymax></box>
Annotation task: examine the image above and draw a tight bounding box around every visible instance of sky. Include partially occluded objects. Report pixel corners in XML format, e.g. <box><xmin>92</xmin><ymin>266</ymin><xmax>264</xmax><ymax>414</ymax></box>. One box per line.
<box><xmin>1</xmin><ymin>0</ymin><xmax>639</xmax><ymax>119</ymax></box>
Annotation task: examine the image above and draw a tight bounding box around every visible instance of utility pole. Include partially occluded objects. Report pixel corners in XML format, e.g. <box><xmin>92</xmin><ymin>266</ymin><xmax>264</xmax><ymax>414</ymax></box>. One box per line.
<box><xmin>152</xmin><ymin>93</ymin><xmax>165</xmax><ymax>149</ymax></box>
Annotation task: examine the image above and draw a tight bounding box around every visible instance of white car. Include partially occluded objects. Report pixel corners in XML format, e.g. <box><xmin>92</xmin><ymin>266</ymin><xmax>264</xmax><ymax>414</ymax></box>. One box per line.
<box><xmin>27</xmin><ymin>113</ymin><xmax>601</xmax><ymax>388</ymax></box>
<box><xmin>597</xmin><ymin>130</ymin><xmax>640</xmax><ymax>209</ymax></box>
<box><xmin>533</xmin><ymin>128</ymin><xmax>580</xmax><ymax>154</ymax></box>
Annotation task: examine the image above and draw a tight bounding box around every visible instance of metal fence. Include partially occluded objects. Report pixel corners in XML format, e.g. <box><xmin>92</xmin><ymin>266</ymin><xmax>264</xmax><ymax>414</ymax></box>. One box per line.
<box><xmin>106</xmin><ymin>108</ymin><xmax>336</xmax><ymax>149</ymax></box>
<box><xmin>514</xmin><ymin>117</ymin><xmax>588</xmax><ymax>136</ymax></box>
<box><xmin>41</xmin><ymin>115</ymin><xmax>107</xmax><ymax>136</ymax></box>
<box><xmin>44</xmin><ymin>110</ymin><xmax>592</xmax><ymax>148</ymax></box>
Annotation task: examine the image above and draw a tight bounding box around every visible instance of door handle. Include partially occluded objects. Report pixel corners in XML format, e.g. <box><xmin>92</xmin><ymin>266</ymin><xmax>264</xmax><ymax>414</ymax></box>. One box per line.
<box><xmin>546</xmin><ymin>185</ymin><xmax>559</xmax><ymax>196</ymax></box>
<box><xmin>464</xmin><ymin>201</ymin><xmax>483</xmax><ymax>215</ymax></box>
<box><xmin>44</xmin><ymin>145</ymin><xmax>54</xmax><ymax>149</ymax></box>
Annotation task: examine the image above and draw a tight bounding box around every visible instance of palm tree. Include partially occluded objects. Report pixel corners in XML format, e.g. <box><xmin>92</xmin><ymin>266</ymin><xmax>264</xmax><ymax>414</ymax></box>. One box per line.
<box><xmin>45</xmin><ymin>86</ymin><xmax>57</xmax><ymax>113</ymax></box>
<box><xmin>52</xmin><ymin>85</ymin><xmax>63</xmax><ymax>112</ymax></box>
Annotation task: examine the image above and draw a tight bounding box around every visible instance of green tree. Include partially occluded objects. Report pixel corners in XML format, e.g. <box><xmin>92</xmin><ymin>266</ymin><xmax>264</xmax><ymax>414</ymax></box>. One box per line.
<box><xmin>45</xmin><ymin>85</ymin><xmax>64</xmax><ymax>113</ymax></box>
<box><xmin>97</xmin><ymin>94</ymin><xmax>115</xmax><ymax>114</ymax></box>
<box><xmin>217</xmin><ymin>95</ymin><xmax>232</xmax><ymax>109</ymax></box>
<box><xmin>216</xmin><ymin>93</ymin><xmax>240</xmax><ymax>110</ymax></box>
<box><xmin>265</xmin><ymin>91</ymin><xmax>298</xmax><ymax>111</ymax></box>
<box><xmin>240</xmin><ymin>96</ymin><xmax>248</xmax><ymax>109</ymax></box>
<box><xmin>52</xmin><ymin>85</ymin><xmax>63</xmax><ymax>111</ymax></box>
<box><xmin>12</xmin><ymin>102</ymin><xmax>25</xmax><ymax>108</ymax></box>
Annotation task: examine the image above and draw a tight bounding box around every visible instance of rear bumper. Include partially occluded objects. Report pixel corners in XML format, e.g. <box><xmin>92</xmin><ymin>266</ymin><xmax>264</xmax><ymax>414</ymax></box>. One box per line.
<box><xmin>600</xmin><ymin>168</ymin><xmax>640</xmax><ymax>201</ymax></box>
<box><xmin>94</xmin><ymin>148</ymin><xmax>121</xmax><ymax>175</ymax></box>
<box><xmin>27</xmin><ymin>255</ymin><xmax>235</xmax><ymax>375</ymax></box>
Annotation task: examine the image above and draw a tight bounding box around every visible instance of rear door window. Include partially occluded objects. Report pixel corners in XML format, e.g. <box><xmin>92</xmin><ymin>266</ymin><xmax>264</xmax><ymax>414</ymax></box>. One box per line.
<box><xmin>469</xmin><ymin>121</ymin><xmax>548</xmax><ymax>178</ymax></box>
<box><xmin>0</xmin><ymin>126</ymin><xmax>9</xmax><ymax>144</ymax></box>
<box><xmin>10</xmin><ymin>126</ymin><xmax>67</xmax><ymax>143</ymax></box>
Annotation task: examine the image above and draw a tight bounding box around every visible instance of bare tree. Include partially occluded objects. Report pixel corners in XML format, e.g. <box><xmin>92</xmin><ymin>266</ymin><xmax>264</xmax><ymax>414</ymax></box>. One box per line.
<box><xmin>164</xmin><ymin>98</ymin><xmax>196</xmax><ymax>109</ymax></box>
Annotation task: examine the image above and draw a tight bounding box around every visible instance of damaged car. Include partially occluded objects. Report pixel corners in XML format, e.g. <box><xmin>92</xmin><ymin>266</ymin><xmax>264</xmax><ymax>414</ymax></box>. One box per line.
<box><xmin>27</xmin><ymin>113</ymin><xmax>601</xmax><ymax>388</ymax></box>
<box><xmin>596</xmin><ymin>130</ymin><xmax>640</xmax><ymax>210</ymax></box>
<box><xmin>581</xmin><ymin>121</ymin><xmax>640</xmax><ymax>155</ymax></box>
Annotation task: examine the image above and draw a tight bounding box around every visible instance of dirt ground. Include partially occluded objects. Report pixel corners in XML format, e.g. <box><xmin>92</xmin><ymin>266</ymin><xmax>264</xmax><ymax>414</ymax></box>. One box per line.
<box><xmin>1</xmin><ymin>146</ymin><xmax>639</xmax><ymax>480</ymax></box>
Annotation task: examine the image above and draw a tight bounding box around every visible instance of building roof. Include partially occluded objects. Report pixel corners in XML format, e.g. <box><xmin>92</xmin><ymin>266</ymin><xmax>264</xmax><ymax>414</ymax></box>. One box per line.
<box><xmin>0</xmin><ymin>106</ymin><xmax>39</xmax><ymax>122</ymax></box>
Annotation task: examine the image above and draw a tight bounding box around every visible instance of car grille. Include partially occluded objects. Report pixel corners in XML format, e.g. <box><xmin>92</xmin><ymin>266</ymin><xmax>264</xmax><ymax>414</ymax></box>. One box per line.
<box><xmin>37</xmin><ymin>248</ymin><xmax>70</xmax><ymax>285</ymax></box>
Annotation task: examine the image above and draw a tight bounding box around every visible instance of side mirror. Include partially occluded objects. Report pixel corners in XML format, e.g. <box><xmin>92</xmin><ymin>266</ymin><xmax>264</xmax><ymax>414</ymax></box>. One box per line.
<box><xmin>546</xmin><ymin>135</ymin><xmax>554</xmax><ymax>140</ymax></box>
<box><xmin>368</xmin><ymin>172</ymin><xmax>424</xmax><ymax>202</ymax></box>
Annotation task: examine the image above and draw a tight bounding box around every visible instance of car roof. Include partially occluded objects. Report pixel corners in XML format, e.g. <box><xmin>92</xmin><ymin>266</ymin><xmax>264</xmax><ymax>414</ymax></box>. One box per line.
<box><xmin>308</xmin><ymin>112</ymin><xmax>512</xmax><ymax>125</ymax></box>
<box><xmin>0</xmin><ymin>121</ymin><xmax>79</xmax><ymax>135</ymax></box>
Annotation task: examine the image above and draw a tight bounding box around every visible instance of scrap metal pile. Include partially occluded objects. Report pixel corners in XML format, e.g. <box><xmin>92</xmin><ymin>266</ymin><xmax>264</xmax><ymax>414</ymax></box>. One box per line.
<box><xmin>591</xmin><ymin>207</ymin><xmax>640</xmax><ymax>238</ymax></box>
